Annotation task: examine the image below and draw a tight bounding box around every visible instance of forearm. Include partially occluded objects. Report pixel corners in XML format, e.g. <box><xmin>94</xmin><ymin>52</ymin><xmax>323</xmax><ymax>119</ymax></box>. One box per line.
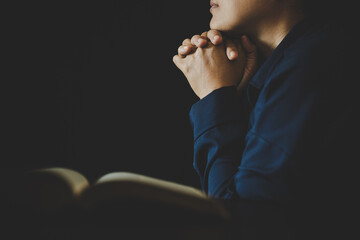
<box><xmin>190</xmin><ymin>86</ymin><xmax>248</xmax><ymax>198</ymax></box>
<box><xmin>194</xmin><ymin>124</ymin><xmax>245</xmax><ymax>198</ymax></box>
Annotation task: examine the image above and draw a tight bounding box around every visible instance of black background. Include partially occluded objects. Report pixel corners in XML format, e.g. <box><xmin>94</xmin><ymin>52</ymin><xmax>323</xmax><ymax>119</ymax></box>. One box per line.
<box><xmin>3</xmin><ymin>0</ymin><xmax>357</xmax><ymax>186</ymax></box>
<box><xmin>4</xmin><ymin>0</ymin><xmax>212</xmax><ymax>187</ymax></box>
<box><xmin>2</xmin><ymin>2</ymin><xmax>359</xmax><ymax>239</ymax></box>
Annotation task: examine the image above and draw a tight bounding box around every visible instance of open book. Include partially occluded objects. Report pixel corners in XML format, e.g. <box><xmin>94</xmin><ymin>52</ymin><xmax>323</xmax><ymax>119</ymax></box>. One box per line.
<box><xmin>8</xmin><ymin>168</ymin><xmax>230</xmax><ymax>222</ymax></box>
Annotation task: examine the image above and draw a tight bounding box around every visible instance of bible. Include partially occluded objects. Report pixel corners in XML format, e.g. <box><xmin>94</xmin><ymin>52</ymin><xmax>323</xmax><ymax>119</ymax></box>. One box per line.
<box><xmin>8</xmin><ymin>167</ymin><xmax>230</xmax><ymax>223</ymax></box>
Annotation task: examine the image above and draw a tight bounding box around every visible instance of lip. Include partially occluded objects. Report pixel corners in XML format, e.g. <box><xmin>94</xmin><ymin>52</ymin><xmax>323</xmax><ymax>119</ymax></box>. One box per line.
<box><xmin>210</xmin><ymin>1</ymin><xmax>219</xmax><ymax>7</ymax></box>
<box><xmin>210</xmin><ymin>1</ymin><xmax>219</xmax><ymax>12</ymax></box>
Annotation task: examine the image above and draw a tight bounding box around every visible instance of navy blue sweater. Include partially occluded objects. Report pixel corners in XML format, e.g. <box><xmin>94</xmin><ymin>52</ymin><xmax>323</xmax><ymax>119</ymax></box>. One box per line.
<box><xmin>189</xmin><ymin>19</ymin><xmax>357</xmax><ymax>205</ymax></box>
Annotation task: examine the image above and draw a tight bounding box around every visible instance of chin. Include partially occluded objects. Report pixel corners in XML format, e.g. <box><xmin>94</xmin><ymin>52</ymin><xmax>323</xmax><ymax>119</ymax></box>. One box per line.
<box><xmin>210</xmin><ymin>19</ymin><xmax>243</xmax><ymax>37</ymax></box>
<box><xmin>210</xmin><ymin>21</ymin><xmax>230</xmax><ymax>34</ymax></box>
<box><xmin>210</xmin><ymin>19</ymin><xmax>224</xmax><ymax>31</ymax></box>
<box><xmin>209</xmin><ymin>18</ymin><xmax>216</xmax><ymax>29</ymax></box>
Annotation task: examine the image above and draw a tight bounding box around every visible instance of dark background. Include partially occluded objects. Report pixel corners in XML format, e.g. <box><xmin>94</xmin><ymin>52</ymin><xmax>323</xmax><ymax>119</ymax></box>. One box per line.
<box><xmin>2</xmin><ymin>3</ymin><xmax>358</xmax><ymax>239</ymax></box>
<box><xmin>4</xmin><ymin>0</ymin><xmax>212</xmax><ymax>188</ymax></box>
<box><xmin>3</xmin><ymin>0</ymin><xmax>357</xmax><ymax>187</ymax></box>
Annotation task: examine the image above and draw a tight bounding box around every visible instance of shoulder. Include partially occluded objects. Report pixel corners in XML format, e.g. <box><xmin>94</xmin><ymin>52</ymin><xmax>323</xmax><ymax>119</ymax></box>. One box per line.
<box><xmin>259</xmin><ymin>21</ymin><xmax>347</xmax><ymax>103</ymax></box>
<box><xmin>272</xmin><ymin>21</ymin><xmax>346</xmax><ymax>86</ymax></box>
<box><xmin>284</xmin><ymin>21</ymin><xmax>341</xmax><ymax>65</ymax></box>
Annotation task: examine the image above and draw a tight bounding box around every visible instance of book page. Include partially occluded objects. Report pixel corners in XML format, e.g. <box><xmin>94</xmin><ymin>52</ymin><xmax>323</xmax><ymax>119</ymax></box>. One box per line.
<box><xmin>97</xmin><ymin>172</ymin><xmax>207</xmax><ymax>199</ymax></box>
<box><xmin>32</xmin><ymin>168</ymin><xmax>90</xmax><ymax>197</ymax></box>
<box><xmin>11</xmin><ymin>167</ymin><xmax>90</xmax><ymax>213</ymax></box>
<box><xmin>82</xmin><ymin>172</ymin><xmax>229</xmax><ymax>219</ymax></box>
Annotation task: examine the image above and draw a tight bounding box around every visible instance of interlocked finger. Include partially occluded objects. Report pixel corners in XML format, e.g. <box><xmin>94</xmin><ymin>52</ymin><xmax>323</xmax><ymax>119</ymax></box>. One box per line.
<box><xmin>182</xmin><ymin>38</ymin><xmax>191</xmax><ymax>45</ymax></box>
<box><xmin>178</xmin><ymin>38</ymin><xmax>195</xmax><ymax>57</ymax></box>
<box><xmin>207</xmin><ymin>29</ymin><xmax>223</xmax><ymax>45</ymax></box>
<box><xmin>191</xmin><ymin>34</ymin><xmax>208</xmax><ymax>48</ymax></box>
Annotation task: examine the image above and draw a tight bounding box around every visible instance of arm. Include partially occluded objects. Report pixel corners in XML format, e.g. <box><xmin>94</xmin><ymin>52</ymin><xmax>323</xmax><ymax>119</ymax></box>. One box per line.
<box><xmin>175</xmin><ymin>24</ymin><xmax>352</xmax><ymax>205</ymax></box>
<box><xmin>173</xmin><ymin>32</ymin><xmax>258</xmax><ymax>198</ymax></box>
<box><xmin>190</xmin><ymin>86</ymin><xmax>248</xmax><ymax>199</ymax></box>
<box><xmin>191</xmin><ymin>51</ymin><xmax>334</xmax><ymax>202</ymax></box>
<box><xmin>177</xmin><ymin>30</ymin><xmax>258</xmax><ymax>93</ymax></box>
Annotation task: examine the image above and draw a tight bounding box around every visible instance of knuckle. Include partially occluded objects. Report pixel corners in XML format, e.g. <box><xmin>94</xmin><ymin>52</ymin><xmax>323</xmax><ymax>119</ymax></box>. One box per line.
<box><xmin>173</xmin><ymin>55</ymin><xmax>183</xmax><ymax>64</ymax></box>
<box><xmin>182</xmin><ymin>38</ymin><xmax>191</xmax><ymax>45</ymax></box>
<box><xmin>208</xmin><ymin>30</ymin><xmax>222</xmax><ymax>43</ymax></box>
<box><xmin>178</xmin><ymin>45</ymin><xmax>186</xmax><ymax>53</ymax></box>
<box><xmin>191</xmin><ymin>35</ymin><xmax>200</xmax><ymax>42</ymax></box>
<box><xmin>209</xmin><ymin>29</ymin><xmax>218</xmax><ymax>36</ymax></box>
<box><xmin>208</xmin><ymin>29</ymin><xmax>215</xmax><ymax>36</ymax></box>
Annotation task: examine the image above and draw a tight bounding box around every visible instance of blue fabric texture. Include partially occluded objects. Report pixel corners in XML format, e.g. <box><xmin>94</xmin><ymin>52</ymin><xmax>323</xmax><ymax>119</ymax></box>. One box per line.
<box><xmin>189</xmin><ymin>19</ymin><xmax>356</xmax><ymax>204</ymax></box>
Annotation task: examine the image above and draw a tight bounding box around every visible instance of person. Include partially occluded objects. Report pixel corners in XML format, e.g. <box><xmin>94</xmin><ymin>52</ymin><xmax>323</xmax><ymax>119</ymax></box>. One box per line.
<box><xmin>173</xmin><ymin>0</ymin><xmax>358</xmax><ymax>237</ymax></box>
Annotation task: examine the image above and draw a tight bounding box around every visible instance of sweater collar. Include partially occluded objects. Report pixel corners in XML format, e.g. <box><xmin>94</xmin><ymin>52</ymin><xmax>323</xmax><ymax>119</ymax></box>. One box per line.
<box><xmin>249</xmin><ymin>18</ymin><xmax>316</xmax><ymax>89</ymax></box>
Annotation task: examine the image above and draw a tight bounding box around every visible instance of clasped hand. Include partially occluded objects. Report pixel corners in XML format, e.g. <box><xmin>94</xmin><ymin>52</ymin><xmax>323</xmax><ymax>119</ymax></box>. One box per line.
<box><xmin>173</xmin><ymin>30</ymin><xmax>258</xmax><ymax>99</ymax></box>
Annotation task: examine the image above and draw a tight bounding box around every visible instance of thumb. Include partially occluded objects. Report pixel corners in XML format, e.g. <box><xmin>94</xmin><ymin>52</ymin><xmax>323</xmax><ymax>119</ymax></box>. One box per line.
<box><xmin>225</xmin><ymin>39</ymin><xmax>243</xmax><ymax>61</ymax></box>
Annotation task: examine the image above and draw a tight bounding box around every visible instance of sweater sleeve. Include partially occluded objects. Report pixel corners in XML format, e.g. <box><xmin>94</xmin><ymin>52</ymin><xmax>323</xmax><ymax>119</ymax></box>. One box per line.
<box><xmin>189</xmin><ymin>20</ymin><xmax>349</xmax><ymax>204</ymax></box>
<box><xmin>189</xmin><ymin>86</ymin><xmax>248</xmax><ymax>199</ymax></box>
<box><xmin>189</xmin><ymin>52</ymin><xmax>334</xmax><ymax>203</ymax></box>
